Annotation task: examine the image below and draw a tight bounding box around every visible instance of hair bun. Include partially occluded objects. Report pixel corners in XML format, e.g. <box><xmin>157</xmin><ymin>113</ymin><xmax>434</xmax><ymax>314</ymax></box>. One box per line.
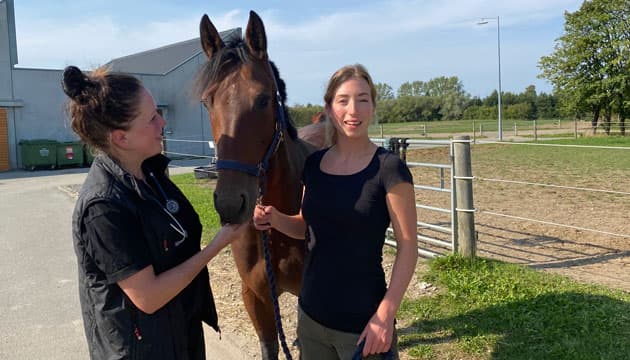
<box><xmin>62</xmin><ymin>66</ymin><xmax>90</xmax><ymax>102</ymax></box>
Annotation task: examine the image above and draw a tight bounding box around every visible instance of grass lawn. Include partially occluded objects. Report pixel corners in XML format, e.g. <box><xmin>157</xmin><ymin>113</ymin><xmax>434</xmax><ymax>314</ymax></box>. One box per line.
<box><xmin>398</xmin><ymin>256</ymin><xmax>630</xmax><ymax>359</ymax></box>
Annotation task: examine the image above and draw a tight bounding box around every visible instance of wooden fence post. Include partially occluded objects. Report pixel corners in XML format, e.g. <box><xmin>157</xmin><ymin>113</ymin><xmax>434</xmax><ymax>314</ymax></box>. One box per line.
<box><xmin>453</xmin><ymin>136</ymin><xmax>476</xmax><ymax>257</ymax></box>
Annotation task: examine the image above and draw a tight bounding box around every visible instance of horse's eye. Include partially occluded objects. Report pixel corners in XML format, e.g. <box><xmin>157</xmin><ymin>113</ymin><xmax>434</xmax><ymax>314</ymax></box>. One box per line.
<box><xmin>254</xmin><ymin>94</ymin><xmax>270</xmax><ymax>111</ymax></box>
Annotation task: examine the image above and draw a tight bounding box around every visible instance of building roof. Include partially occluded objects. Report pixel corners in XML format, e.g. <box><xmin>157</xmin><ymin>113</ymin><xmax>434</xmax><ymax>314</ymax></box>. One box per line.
<box><xmin>105</xmin><ymin>27</ymin><xmax>241</xmax><ymax>75</ymax></box>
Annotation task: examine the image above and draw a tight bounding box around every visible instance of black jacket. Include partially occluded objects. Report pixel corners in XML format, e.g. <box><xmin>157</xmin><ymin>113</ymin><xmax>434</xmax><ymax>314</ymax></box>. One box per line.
<box><xmin>72</xmin><ymin>154</ymin><xmax>218</xmax><ymax>359</ymax></box>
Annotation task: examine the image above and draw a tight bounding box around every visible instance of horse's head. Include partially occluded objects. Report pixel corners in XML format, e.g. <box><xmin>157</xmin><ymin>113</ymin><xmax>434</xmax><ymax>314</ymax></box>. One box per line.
<box><xmin>197</xmin><ymin>11</ymin><xmax>288</xmax><ymax>224</ymax></box>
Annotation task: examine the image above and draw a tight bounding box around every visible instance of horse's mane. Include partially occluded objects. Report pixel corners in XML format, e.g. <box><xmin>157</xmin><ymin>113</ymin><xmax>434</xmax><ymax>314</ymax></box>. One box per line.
<box><xmin>194</xmin><ymin>39</ymin><xmax>298</xmax><ymax>140</ymax></box>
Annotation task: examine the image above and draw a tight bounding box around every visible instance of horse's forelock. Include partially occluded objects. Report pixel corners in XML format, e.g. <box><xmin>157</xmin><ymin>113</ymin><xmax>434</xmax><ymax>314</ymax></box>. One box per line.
<box><xmin>194</xmin><ymin>40</ymin><xmax>297</xmax><ymax>140</ymax></box>
<box><xmin>194</xmin><ymin>40</ymin><xmax>248</xmax><ymax>100</ymax></box>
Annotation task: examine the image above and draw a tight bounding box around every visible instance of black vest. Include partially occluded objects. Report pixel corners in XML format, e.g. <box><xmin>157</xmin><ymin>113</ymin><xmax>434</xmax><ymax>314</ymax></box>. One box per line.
<box><xmin>72</xmin><ymin>154</ymin><xmax>218</xmax><ymax>359</ymax></box>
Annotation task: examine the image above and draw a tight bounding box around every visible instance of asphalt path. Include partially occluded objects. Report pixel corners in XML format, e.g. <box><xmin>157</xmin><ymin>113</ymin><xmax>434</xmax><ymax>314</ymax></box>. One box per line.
<box><xmin>0</xmin><ymin>161</ymin><xmax>247</xmax><ymax>359</ymax></box>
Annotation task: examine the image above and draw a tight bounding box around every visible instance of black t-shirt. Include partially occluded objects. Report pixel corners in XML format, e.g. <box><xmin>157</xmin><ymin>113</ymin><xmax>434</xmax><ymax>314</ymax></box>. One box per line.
<box><xmin>299</xmin><ymin>147</ymin><xmax>413</xmax><ymax>333</ymax></box>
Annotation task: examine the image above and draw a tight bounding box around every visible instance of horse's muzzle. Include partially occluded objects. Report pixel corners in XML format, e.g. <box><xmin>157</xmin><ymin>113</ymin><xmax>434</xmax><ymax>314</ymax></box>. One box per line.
<box><xmin>213</xmin><ymin>175</ymin><xmax>257</xmax><ymax>224</ymax></box>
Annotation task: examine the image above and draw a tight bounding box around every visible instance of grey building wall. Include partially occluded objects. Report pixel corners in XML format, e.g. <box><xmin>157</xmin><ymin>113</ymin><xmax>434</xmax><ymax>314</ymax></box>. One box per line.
<box><xmin>13</xmin><ymin>68</ymin><xmax>74</xmax><ymax>140</ymax></box>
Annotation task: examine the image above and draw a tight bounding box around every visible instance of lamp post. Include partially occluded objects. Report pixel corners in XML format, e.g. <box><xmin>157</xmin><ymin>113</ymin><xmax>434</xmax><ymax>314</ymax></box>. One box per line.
<box><xmin>478</xmin><ymin>16</ymin><xmax>502</xmax><ymax>141</ymax></box>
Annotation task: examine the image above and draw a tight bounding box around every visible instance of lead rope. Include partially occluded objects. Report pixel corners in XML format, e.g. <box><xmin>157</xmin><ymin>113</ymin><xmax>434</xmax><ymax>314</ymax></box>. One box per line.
<box><xmin>258</xmin><ymin>194</ymin><xmax>293</xmax><ymax>360</ymax></box>
<box><xmin>258</xmin><ymin>73</ymin><xmax>293</xmax><ymax>359</ymax></box>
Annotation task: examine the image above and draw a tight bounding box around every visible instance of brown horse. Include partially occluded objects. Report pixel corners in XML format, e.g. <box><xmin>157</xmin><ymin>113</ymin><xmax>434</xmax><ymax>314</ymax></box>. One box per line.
<box><xmin>196</xmin><ymin>11</ymin><xmax>315</xmax><ymax>360</ymax></box>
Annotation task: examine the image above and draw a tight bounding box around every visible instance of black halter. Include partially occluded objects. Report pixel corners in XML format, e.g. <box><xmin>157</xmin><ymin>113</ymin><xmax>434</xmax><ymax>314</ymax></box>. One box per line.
<box><xmin>214</xmin><ymin>61</ymin><xmax>286</xmax><ymax>198</ymax></box>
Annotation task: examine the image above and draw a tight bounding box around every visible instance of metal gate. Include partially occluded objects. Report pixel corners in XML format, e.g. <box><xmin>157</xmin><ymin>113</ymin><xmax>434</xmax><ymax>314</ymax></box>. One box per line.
<box><xmin>373</xmin><ymin>137</ymin><xmax>476</xmax><ymax>258</ymax></box>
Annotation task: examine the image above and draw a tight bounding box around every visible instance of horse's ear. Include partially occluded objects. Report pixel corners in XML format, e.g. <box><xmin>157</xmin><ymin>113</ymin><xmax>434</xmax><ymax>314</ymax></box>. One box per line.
<box><xmin>200</xmin><ymin>14</ymin><xmax>224</xmax><ymax>59</ymax></box>
<box><xmin>245</xmin><ymin>10</ymin><xmax>267</xmax><ymax>60</ymax></box>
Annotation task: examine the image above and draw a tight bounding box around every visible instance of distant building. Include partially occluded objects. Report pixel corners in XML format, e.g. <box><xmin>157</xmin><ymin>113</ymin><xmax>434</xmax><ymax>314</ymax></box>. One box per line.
<box><xmin>0</xmin><ymin>0</ymin><xmax>237</xmax><ymax>170</ymax></box>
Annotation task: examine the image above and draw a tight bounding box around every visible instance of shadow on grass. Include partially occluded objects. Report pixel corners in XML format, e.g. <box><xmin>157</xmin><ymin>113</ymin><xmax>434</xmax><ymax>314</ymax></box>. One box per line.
<box><xmin>399</xmin><ymin>292</ymin><xmax>630</xmax><ymax>359</ymax></box>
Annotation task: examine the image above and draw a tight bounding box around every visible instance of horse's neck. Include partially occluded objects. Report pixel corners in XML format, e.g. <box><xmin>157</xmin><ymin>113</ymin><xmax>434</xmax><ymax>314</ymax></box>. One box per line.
<box><xmin>263</xmin><ymin>134</ymin><xmax>308</xmax><ymax>214</ymax></box>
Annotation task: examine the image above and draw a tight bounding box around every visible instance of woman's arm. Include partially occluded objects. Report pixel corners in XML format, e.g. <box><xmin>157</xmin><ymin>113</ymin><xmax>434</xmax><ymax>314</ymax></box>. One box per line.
<box><xmin>359</xmin><ymin>181</ymin><xmax>418</xmax><ymax>356</ymax></box>
<box><xmin>118</xmin><ymin>224</ymin><xmax>241</xmax><ymax>314</ymax></box>
<box><xmin>252</xmin><ymin>187</ymin><xmax>307</xmax><ymax>240</ymax></box>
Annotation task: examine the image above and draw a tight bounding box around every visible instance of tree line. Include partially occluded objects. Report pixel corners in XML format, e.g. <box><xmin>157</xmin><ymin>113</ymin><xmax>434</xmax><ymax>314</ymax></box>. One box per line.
<box><xmin>375</xmin><ymin>79</ymin><xmax>561</xmax><ymax>123</ymax></box>
<box><xmin>288</xmin><ymin>78</ymin><xmax>562</xmax><ymax>127</ymax></box>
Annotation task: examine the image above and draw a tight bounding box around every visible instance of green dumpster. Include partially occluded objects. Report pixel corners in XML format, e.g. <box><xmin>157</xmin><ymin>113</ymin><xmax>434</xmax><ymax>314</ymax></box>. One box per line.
<box><xmin>56</xmin><ymin>141</ymin><xmax>84</xmax><ymax>167</ymax></box>
<box><xmin>19</xmin><ymin>139</ymin><xmax>58</xmax><ymax>170</ymax></box>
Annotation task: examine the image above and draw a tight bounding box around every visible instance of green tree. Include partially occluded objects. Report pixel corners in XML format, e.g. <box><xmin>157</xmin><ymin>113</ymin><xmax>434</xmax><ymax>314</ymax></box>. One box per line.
<box><xmin>288</xmin><ymin>104</ymin><xmax>324</xmax><ymax>127</ymax></box>
<box><xmin>539</xmin><ymin>0</ymin><xmax>630</xmax><ymax>135</ymax></box>
<box><xmin>536</xmin><ymin>92</ymin><xmax>559</xmax><ymax>119</ymax></box>
<box><xmin>397</xmin><ymin>81</ymin><xmax>425</xmax><ymax>97</ymax></box>
<box><xmin>375</xmin><ymin>82</ymin><xmax>395</xmax><ymax>101</ymax></box>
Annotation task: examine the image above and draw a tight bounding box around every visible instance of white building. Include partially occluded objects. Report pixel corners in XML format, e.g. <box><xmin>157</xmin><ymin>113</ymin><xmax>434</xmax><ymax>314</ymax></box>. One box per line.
<box><xmin>0</xmin><ymin>0</ymin><xmax>236</xmax><ymax>170</ymax></box>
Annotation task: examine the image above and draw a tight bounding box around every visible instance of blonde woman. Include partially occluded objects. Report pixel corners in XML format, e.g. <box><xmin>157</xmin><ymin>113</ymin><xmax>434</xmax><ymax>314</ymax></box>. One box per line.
<box><xmin>254</xmin><ymin>64</ymin><xmax>417</xmax><ymax>359</ymax></box>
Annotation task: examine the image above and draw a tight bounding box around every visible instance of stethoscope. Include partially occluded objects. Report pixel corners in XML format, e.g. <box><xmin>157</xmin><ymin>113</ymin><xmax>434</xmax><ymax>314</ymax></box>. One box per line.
<box><xmin>148</xmin><ymin>172</ymin><xmax>187</xmax><ymax>246</ymax></box>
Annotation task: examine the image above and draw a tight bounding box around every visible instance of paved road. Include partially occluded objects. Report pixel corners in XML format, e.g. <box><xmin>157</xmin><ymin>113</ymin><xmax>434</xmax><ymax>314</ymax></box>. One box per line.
<box><xmin>0</xmin><ymin>162</ymin><xmax>247</xmax><ymax>359</ymax></box>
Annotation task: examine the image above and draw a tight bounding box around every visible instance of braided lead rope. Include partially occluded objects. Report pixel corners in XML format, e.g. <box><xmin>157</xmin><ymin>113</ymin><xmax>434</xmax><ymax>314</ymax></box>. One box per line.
<box><xmin>257</xmin><ymin>60</ymin><xmax>292</xmax><ymax>360</ymax></box>
<box><xmin>261</xmin><ymin>229</ymin><xmax>293</xmax><ymax>360</ymax></box>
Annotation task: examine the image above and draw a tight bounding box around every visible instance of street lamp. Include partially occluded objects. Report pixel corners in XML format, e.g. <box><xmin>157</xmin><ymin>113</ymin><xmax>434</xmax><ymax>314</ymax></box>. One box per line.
<box><xmin>478</xmin><ymin>16</ymin><xmax>503</xmax><ymax>141</ymax></box>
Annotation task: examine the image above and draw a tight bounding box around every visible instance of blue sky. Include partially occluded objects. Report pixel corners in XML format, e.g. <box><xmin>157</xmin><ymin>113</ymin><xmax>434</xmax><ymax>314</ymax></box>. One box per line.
<box><xmin>13</xmin><ymin>0</ymin><xmax>582</xmax><ymax>105</ymax></box>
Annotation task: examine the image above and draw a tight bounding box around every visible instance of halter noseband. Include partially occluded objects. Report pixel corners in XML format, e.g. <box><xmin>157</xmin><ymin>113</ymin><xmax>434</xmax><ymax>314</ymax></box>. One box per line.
<box><xmin>214</xmin><ymin>61</ymin><xmax>287</xmax><ymax>197</ymax></box>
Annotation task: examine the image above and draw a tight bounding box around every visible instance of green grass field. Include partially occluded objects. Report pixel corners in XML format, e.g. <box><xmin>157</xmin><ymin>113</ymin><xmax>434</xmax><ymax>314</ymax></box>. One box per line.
<box><xmin>398</xmin><ymin>256</ymin><xmax>630</xmax><ymax>360</ymax></box>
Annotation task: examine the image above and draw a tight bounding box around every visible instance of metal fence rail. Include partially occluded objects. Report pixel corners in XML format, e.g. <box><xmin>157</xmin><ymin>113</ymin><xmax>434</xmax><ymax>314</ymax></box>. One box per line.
<box><xmin>163</xmin><ymin>136</ymin><xmax>477</xmax><ymax>258</ymax></box>
<box><xmin>472</xmin><ymin>141</ymin><xmax>630</xmax><ymax>260</ymax></box>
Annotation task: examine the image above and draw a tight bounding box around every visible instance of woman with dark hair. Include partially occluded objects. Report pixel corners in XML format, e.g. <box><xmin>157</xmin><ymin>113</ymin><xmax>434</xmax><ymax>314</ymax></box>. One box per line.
<box><xmin>254</xmin><ymin>64</ymin><xmax>417</xmax><ymax>359</ymax></box>
<box><xmin>63</xmin><ymin>65</ymin><xmax>238</xmax><ymax>359</ymax></box>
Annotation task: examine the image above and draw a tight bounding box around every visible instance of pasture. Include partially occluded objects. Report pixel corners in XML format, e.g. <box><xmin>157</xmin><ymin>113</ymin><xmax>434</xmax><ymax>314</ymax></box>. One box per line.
<box><xmin>407</xmin><ymin>136</ymin><xmax>630</xmax><ymax>291</ymax></box>
<box><xmin>369</xmin><ymin>118</ymin><xmax>562</xmax><ymax>136</ymax></box>
<box><xmin>368</xmin><ymin>118</ymin><xmax>623</xmax><ymax>140</ymax></box>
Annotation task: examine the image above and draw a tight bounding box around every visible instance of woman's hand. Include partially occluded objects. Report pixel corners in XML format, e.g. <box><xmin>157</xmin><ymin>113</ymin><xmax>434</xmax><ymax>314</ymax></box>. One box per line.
<box><xmin>253</xmin><ymin>205</ymin><xmax>275</xmax><ymax>231</ymax></box>
<box><xmin>211</xmin><ymin>223</ymin><xmax>243</xmax><ymax>250</ymax></box>
<box><xmin>357</xmin><ymin>302</ymin><xmax>396</xmax><ymax>357</ymax></box>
